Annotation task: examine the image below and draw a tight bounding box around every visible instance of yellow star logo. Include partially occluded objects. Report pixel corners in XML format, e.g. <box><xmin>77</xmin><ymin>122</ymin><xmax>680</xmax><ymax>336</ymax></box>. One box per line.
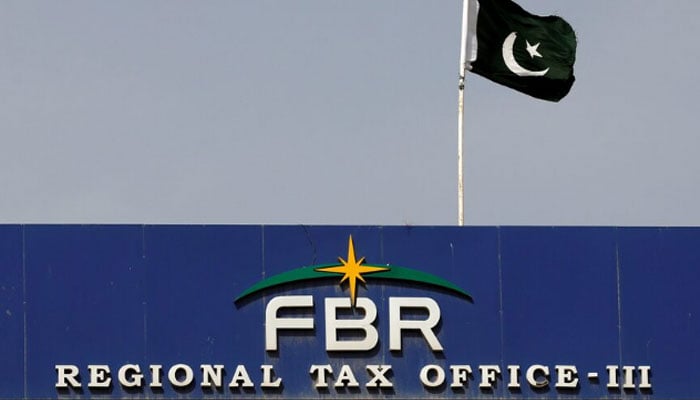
<box><xmin>315</xmin><ymin>236</ymin><xmax>389</xmax><ymax>306</ymax></box>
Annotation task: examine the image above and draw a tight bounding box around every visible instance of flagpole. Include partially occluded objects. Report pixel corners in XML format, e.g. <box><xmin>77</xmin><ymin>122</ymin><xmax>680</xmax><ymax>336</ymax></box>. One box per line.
<box><xmin>457</xmin><ymin>0</ymin><xmax>469</xmax><ymax>226</ymax></box>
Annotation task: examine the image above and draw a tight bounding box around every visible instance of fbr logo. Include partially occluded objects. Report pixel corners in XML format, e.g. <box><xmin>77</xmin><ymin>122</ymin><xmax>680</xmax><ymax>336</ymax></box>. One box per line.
<box><xmin>235</xmin><ymin>236</ymin><xmax>471</xmax><ymax>353</ymax></box>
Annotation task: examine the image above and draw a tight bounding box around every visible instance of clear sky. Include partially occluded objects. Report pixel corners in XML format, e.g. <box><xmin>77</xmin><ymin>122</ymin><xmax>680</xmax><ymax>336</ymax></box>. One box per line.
<box><xmin>1</xmin><ymin>1</ymin><xmax>699</xmax><ymax>226</ymax></box>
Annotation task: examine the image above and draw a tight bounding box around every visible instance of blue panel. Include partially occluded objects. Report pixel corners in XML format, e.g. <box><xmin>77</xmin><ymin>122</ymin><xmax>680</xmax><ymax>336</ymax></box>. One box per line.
<box><xmin>260</xmin><ymin>226</ymin><xmax>386</xmax><ymax>397</ymax></box>
<box><xmin>0</xmin><ymin>226</ymin><xmax>23</xmax><ymax>398</ymax></box>
<box><xmin>500</xmin><ymin>227</ymin><xmax>620</xmax><ymax>398</ymax></box>
<box><xmin>252</xmin><ymin>226</ymin><xmax>499</xmax><ymax>398</ymax></box>
<box><xmin>24</xmin><ymin>225</ymin><xmax>145</xmax><ymax>398</ymax></box>
<box><xmin>379</xmin><ymin>226</ymin><xmax>501</xmax><ymax>398</ymax></box>
<box><xmin>5</xmin><ymin>225</ymin><xmax>700</xmax><ymax>399</ymax></box>
<box><xmin>618</xmin><ymin>228</ymin><xmax>700</xmax><ymax>399</ymax></box>
<box><xmin>143</xmin><ymin>225</ymin><xmax>262</xmax><ymax>397</ymax></box>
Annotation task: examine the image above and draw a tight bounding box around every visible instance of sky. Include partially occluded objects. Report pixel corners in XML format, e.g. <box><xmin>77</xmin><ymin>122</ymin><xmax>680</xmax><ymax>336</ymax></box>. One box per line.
<box><xmin>1</xmin><ymin>1</ymin><xmax>699</xmax><ymax>226</ymax></box>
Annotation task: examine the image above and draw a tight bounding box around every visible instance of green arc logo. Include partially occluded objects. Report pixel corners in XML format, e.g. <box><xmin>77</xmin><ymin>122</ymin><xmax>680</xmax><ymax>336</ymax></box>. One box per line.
<box><xmin>235</xmin><ymin>236</ymin><xmax>471</xmax><ymax>305</ymax></box>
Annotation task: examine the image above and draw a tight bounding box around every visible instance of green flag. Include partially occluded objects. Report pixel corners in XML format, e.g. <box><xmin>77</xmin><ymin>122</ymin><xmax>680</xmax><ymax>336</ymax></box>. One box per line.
<box><xmin>466</xmin><ymin>0</ymin><xmax>577</xmax><ymax>101</ymax></box>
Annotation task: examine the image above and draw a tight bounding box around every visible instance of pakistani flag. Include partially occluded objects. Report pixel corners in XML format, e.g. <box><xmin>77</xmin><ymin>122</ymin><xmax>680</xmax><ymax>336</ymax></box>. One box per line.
<box><xmin>464</xmin><ymin>0</ymin><xmax>577</xmax><ymax>101</ymax></box>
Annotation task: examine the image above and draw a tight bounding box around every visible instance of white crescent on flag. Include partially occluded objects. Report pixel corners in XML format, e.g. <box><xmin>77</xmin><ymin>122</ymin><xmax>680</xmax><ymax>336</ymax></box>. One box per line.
<box><xmin>502</xmin><ymin>32</ymin><xmax>550</xmax><ymax>77</ymax></box>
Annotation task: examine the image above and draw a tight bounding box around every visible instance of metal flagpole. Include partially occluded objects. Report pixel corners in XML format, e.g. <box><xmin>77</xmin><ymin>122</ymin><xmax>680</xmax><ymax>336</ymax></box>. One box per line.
<box><xmin>457</xmin><ymin>0</ymin><xmax>470</xmax><ymax>226</ymax></box>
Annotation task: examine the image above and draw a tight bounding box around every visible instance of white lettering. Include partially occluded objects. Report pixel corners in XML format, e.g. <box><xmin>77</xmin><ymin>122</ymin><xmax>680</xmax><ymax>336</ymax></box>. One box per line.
<box><xmin>335</xmin><ymin>365</ymin><xmax>360</xmax><ymax>388</ymax></box>
<box><xmin>200</xmin><ymin>364</ymin><xmax>224</xmax><ymax>388</ymax></box>
<box><xmin>622</xmin><ymin>365</ymin><xmax>635</xmax><ymax>389</ymax></box>
<box><xmin>420</xmin><ymin>364</ymin><xmax>445</xmax><ymax>387</ymax></box>
<box><xmin>87</xmin><ymin>365</ymin><xmax>111</xmax><ymax>388</ymax></box>
<box><xmin>57</xmin><ymin>362</ymin><xmax>624</xmax><ymax>394</ymax></box>
<box><xmin>555</xmin><ymin>365</ymin><xmax>578</xmax><ymax>388</ymax></box>
<box><xmin>55</xmin><ymin>365</ymin><xmax>81</xmax><ymax>388</ymax></box>
<box><xmin>638</xmin><ymin>366</ymin><xmax>652</xmax><ymax>389</ymax></box>
<box><xmin>261</xmin><ymin>365</ymin><xmax>282</xmax><ymax>388</ymax></box>
<box><xmin>389</xmin><ymin>297</ymin><xmax>443</xmax><ymax>351</ymax></box>
<box><xmin>309</xmin><ymin>364</ymin><xmax>333</xmax><ymax>388</ymax></box>
<box><xmin>265</xmin><ymin>295</ymin><xmax>314</xmax><ymax>351</ymax></box>
<box><xmin>168</xmin><ymin>364</ymin><xmax>193</xmax><ymax>388</ymax></box>
<box><xmin>118</xmin><ymin>364</ymin><xmax>143</xmax><ymax>388</ymax></box>
<box><xmin>506</xmin><ymin>365</ymin><xmax>520</xmax><ymax>388</ymax></box>
<box><xmin>325</xmin><ymin>297</ymin><xmax>378</xmax><ymax>351</ymax></box>
<box><xmin>229</xmin><ymin>365</ymin><xmax>254</xmax><ymax>388</ymax></box>
<box><xmin>479</xmin><ymin>365</ymin><xmax>500</xmax><ymax>389</ymax></box>
<box><xmin>366</xmin><ymin>365</ymin><xmax>392</xmax><ymax>388</ymax></box>
<box><xmin>450</xmin><ymin>365</ymin><xmax>472</xmax><ymax>388</ymax></box>
<box><xmin>149</xmin><ymin>365</ymin><xmax>163</xmax><ymax>388</ymax></box>
<box><xmin>606</xmin><ymin>365</ymin><xmax>619</xmax><ymax>388</ymax></box>
<box><xmin>526</xmin><ymin>364</ymin><xmax>549</xmax><ymax>388</ymax></box>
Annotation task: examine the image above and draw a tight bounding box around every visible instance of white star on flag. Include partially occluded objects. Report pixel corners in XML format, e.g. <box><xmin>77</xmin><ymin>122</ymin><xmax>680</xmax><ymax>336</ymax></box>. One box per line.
<box><xmin>526</xmin><ymin>40</ymin><xmax>543</xmax><ymax>58</ymax></box>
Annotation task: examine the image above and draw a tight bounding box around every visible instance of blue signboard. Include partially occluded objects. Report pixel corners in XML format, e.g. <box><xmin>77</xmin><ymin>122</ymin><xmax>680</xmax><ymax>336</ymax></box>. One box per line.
<box><xmin>0</xmin><ymin>225</ymin><xmax>698</xmax><ymax>399</ymax></box>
